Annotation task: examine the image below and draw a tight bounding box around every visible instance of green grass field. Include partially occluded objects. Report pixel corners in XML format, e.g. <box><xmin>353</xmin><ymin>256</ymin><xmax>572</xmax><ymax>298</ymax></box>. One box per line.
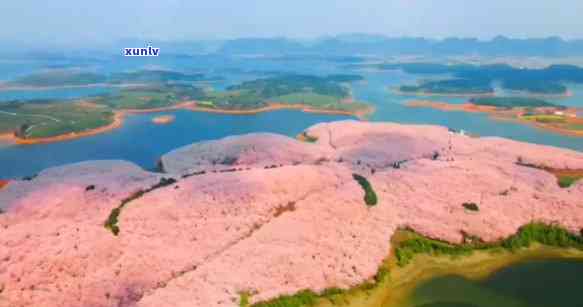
<box><xmin>0</xmin><ymin>102</ymin><xmax>114</xmax><ymax>138</ymax></box>
<box><xmin>521</xmin><ymin>114</ymin><xmax>566</xmax><ymax>123</ymax></box>
<box><xmin>0</xmin><ymin>113</ymin><xmax>44</xmax><ymax>134</ymax></box>
<box><xmin>270</xmin><ymin>93</ymin><xmax>340</xmax><ymax>106</ymax></box>
<box><xmin>471</xmin><ymin>97</ymin><xmax>558</xmax><ymax>108</ymax></box>
<box><xmin>201</xmin><ymin>89</ymin><xmax>265</xmax><ymax>109</ymax></box>
<box><xmin>99</xmin><ymin>91</ymin><xmax>179</xmax><ymax>109</ymax></box>
<box><xmin>270</xmin><ymin>92</ymin><xmax>369</xmax><ymax>112</ymax></box>
<box><xmin>196</xmin><ymin>100</ymin><xmax>216</xmax><ymax>107</ymax></box>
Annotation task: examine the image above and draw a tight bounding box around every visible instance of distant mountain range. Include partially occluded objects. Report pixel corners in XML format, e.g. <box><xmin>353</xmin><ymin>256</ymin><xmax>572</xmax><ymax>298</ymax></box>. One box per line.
<box><xmin>217</xmin><ymin>34</ymin><xmax>583</xmax><ymax>57</ymax></box>
<box><xmin>5</xmin><ymin>34</ymin><xmax>583</xmax><ymax>58</ymax></box>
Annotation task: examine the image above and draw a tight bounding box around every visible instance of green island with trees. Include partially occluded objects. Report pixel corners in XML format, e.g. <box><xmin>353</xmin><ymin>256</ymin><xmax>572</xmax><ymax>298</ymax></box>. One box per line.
<box><xmin>469</xmin><ymin>97</ymin><xmax>561</xmax><ymax>108</ymax></box>
<box><xmin>406</xmin><ymin>96</ymin><xmax>583</xmax><ymax>137</ymax></box>
<box><xmin>399</xmin><ymin>78</ymin><xmax>494</xmax><ymax>95</ymax></box>
<box><xmin>0</xmin><ymin>73</ymin><xmax>370</xmax><ymax>140</ymax></box>
<box><xmin>205</xmin><ymin>74</ymin><xmax>366</xmax><ymax>111</ymax></box>
<box><xmin>0</xmin><ymin>100</ymin><xmax>115</xmax><ymax>139</ymax></box>
<box><xmin>371</xmin><ymin>62</ymin><xmax>583</xmax><ymax>95</ymax></box>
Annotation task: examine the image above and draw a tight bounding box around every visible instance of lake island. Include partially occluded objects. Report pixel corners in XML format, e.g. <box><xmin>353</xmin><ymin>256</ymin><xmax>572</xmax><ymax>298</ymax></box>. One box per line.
<box><xmin>406</xmin><ymin>97</ymin><xmax>583</xmax><ymax>137</ymax></box>
<box><xmin>0</xmin><ymin>72</ymin><xmax>373</xmax><ymax>144</ymax></box>
<box><xmin>357</xmin><ymin>62</ymin><xmax>583</xmax><ymax>96</ymax></box>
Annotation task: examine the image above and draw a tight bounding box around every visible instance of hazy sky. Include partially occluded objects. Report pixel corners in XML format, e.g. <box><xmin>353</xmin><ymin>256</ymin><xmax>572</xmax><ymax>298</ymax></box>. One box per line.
<box><xmin>3</xmin><ymin>0</ymin><xmax>583</xmax><ymax>46</ymax></box>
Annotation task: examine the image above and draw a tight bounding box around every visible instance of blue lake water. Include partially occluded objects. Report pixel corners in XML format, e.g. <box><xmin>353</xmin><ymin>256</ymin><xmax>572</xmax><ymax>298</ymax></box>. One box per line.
<box><xmin>549</xmin><ymin>84</ymin><xmax>583</xmax><ymax>107</ymax></box>
<box><xmin>0</xmin><ymin>110</ymin><xmax>349</xmax><ymax>178</ymax></box>
<box><xmin>407</xmin><ymin>259</ymin><xmax>583</xmax><ymax>307</ymax></box>
<box><xmin>0</xmin><ymin>58</ymin><xmax>582</xmax><ymax>179</ymax></box>
<box><xmin>354</xmin><ymin>71</ymin><xmax>583</xmax><ymax>151</ymax></box>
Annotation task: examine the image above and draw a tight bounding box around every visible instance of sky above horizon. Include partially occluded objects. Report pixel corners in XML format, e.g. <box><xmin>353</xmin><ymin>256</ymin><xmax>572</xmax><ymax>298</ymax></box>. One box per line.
<box><xmin>3</xmin><ymin>0</ymin><xmax>583</xmax><ymax>46</ymax></box>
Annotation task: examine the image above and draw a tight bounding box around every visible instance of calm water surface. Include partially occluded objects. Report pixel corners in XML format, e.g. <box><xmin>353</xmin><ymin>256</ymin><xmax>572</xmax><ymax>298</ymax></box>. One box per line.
<box><xmin>353</xmin><ymin>71</ymin><xmax>583</xmax><ymax>151</ymax></box>
<box><xmin>1</xmin><ymin>58</ymin><xmax>582</xmax><ymax>178</ymax></box>
<box><xmin>0</xmin><ymin>110</ymin><xmax>349</xmax><ymax>178</ymax></box>
<box><xmin>405</xmin><ymin>259</ymin><xmax>583</xmax><ymax>307</ymax></box>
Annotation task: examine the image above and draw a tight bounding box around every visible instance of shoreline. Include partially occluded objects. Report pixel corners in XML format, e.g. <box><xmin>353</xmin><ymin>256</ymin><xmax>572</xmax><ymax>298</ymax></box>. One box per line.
<box><xmin>0</xmin><ymin>179</ymin><xmax>9</xmax><ymax>190</ymax></box>
<box><xmin>184</xmin><ymin>102</ymin><xmax>374</xmax><ymax>120</ymax></box>
<box><xmin>1</xmin><ymin>101</ymin><xmax>373</xmax><ymax>145</ymax></box>
<box><xmin>501</xmin><ymin>89</ymin><xmax>574</xmax><ymax>99</ymax></box>
<box><xmin>527</xmin><ymin>120</ymin><xmax>583</xmax><ymax>137</ymax></box>
<box><xmin>0</xmin><ymin>133</ymin><xmax>14</xmax><ymax>142</ymax></box>
<box><xmin>392</xmin><ymin>87</ymin><xmax>573</xmax><ymax>99</ymax></box>
<box><xmin>392</xmin><ymin>88</ymin><xmax>496</xmax><ymax>98</ymax></box>
<box><xmin>406</xmin><ymin>100</ymin><xmax>583</xmax><ymax>137</ymax></box>
<box><xmin>7</xmin><ymin>111</ymin><xmax>126</xmax><ymax>145</ymax></box>
<box><xmin>323</xmin><ymin>244</ymin><xmax>583</xmax><ymax>307</ymax></box>
<box><xmin>252</xmin><ymin>223</ymin><xmax>583</xmax><ymax>307</ymax></box>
